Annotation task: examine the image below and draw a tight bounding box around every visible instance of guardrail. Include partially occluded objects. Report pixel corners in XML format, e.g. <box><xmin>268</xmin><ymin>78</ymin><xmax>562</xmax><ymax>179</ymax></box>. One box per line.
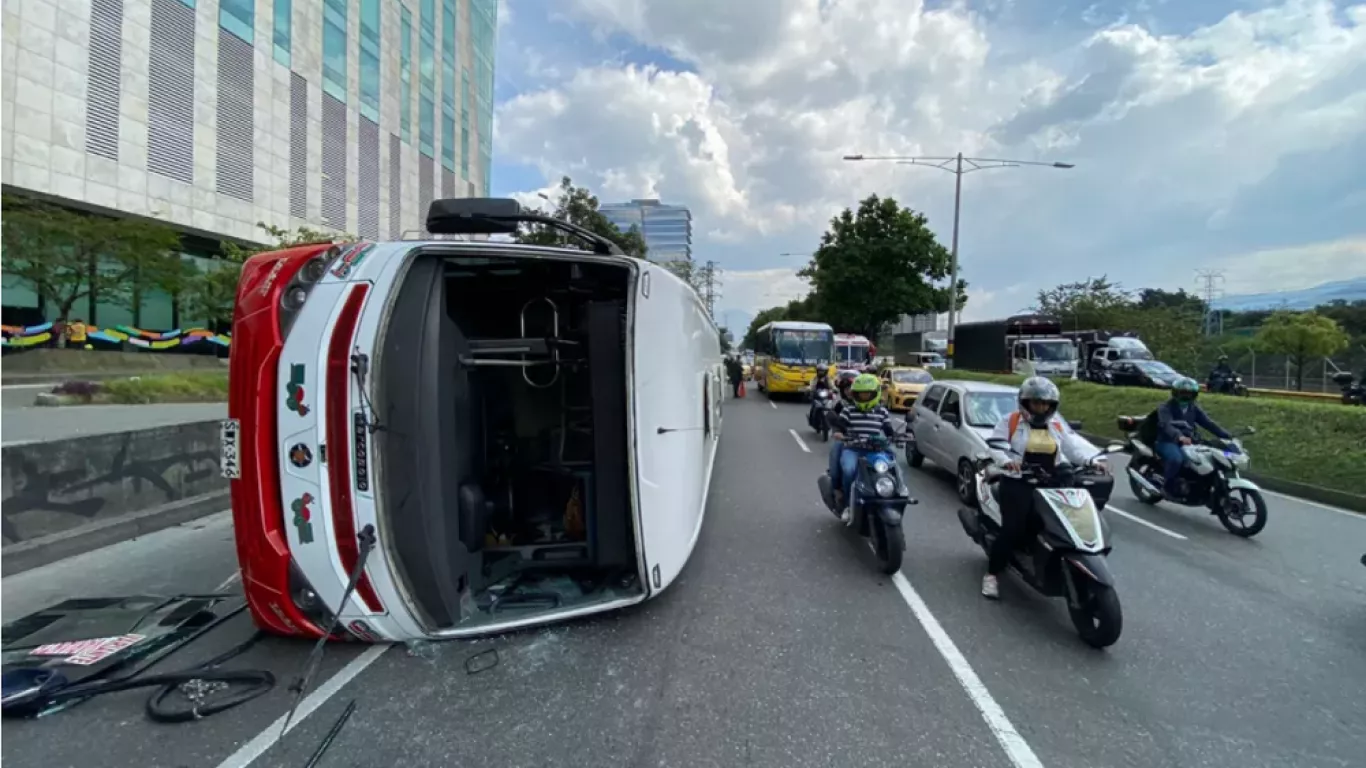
<box><xmin>1246</xmin><ymin>387</ymin><xmax>1342</xmax><ymax>402</ymax></box>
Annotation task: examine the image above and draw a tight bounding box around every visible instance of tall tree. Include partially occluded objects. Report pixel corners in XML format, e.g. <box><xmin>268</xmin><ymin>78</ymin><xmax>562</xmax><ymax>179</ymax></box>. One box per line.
<box><xmin>1253</xmin><ymin>311</ymin><xmax>1350</xmax><ymax>390</ymax></box>
<box><xmin>515</xmin><ymin>176</ymin><xmax>648</xmax><ymax>258</ymax></box>
<box><xmin>798</xmin><ymin>195</ymin><xmax>962</xmax><ymax>340</ymax></box>
<box><xmin>1134</xmin><ymin>287</ymin><xmax>1207</xmax><ymax>316</ymax></box>
<box><xmin>719</xmin><ymin>327</ymin><xmax>734</xmax><ymax>354</ymax></box>
<box><xmin>740</xmin><ymin>295</ymin><xmax>823</xmax><ymax>350</ymax></box>
<box><xmin>1035</xmin><ymin>276</ymin><xmax>1133</xmax><ymax>330</ymax></box>
<box><xmin>1</xmin><ymin>195</ymin><xmax>182</xmax><ymax>324</ymax></box>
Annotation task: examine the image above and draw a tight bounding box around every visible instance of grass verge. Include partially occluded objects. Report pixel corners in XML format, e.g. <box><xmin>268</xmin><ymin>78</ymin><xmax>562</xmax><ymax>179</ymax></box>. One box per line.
<box><xmin>930</xmin><ymin>370</ymin><xmax>1366</xmax><ymax>496</ymax></box>
<box><xmin>47</xmin><ymin>372</ymin><xmax>230</xmax><ymax>405</ymax></box>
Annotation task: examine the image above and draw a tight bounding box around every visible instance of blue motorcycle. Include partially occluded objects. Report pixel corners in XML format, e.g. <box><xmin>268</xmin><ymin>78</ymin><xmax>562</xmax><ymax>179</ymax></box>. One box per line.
<box><xmin>818</xmin><ymin>432</ymin><xmax>918</xmax><ymax>574</ymax></box>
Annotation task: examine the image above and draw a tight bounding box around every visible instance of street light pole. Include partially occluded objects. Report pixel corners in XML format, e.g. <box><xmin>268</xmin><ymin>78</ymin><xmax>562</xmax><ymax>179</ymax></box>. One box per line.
<box><xmin>842</xmin><ymin>152</ymin><xmax>1074</xmax><ymax>368</ymax></box>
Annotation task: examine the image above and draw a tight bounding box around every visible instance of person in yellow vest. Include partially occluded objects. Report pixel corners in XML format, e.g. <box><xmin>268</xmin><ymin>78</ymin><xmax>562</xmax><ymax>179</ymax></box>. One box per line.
<box><xmin>65</xmin><ymin>318</ymin><xmax>89</xmax><ymax>348</ymax></box>
<box><xmin>980</xmin><ymin>376</ymin><xmax>1109</xmax><ymax>600</ymax></box>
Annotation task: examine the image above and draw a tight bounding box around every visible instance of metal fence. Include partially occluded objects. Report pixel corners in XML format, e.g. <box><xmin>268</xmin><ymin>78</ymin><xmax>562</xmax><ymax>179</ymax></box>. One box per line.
<box><xmin>1192</xmin><ymin>343</ymin><xmax>1366</xmax><ymax>393</ymax></box>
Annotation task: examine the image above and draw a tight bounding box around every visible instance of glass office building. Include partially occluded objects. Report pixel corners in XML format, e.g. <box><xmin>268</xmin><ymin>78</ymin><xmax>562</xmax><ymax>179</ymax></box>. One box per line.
<box><xmin>1</xmin><ymin>0</ymin><xmax>498</xmax><ymax>328</ymax></box>
<box><xmin>599</xmin><ymin>199</ymin><xmax>693</xmax><ymax>263</ymax></box>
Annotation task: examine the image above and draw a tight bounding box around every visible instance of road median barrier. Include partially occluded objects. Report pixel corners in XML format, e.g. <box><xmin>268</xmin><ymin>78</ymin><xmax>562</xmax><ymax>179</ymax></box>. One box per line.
<box><xmin>931</xmin><ymin>370</ymin><xmax>1366</xmax><ymax>510</ymax></box>
<box><xmin>1</xmin><ymin>420</ymin><xmax>230</xmax><ymax>574</ymax></box>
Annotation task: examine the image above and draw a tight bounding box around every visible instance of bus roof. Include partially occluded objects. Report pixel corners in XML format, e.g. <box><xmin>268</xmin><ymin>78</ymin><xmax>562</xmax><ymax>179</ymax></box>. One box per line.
<box><xmin>757</xmin><ymin>320</ymin><xmax>834</xmax><ymax>332</ymax></box>
<box><xmin>834</xmin><ymin>333</ymin><xmax>871</xmax><ymax>344</ymax></box>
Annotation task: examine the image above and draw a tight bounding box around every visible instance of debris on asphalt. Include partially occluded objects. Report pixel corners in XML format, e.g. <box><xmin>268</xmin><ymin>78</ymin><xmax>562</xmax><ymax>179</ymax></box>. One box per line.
<box><xmin>301</xmin><ymin>698</ymin><xmax>357</xmax><ymax>768</ymax></box>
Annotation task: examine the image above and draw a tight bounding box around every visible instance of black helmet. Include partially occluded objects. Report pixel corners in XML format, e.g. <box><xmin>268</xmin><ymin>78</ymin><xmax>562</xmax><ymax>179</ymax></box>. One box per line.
<box><xmin>1018</xmin><ymin>376</ymin><xmax>1061</xmax><ymax>428</ymax></box>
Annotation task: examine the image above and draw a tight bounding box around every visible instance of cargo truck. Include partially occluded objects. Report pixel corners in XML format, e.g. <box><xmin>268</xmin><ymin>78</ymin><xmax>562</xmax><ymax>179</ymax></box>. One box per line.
<box><xmin>951</xmin><ymin>314</ymin><xmax>1078</xmax><ymax>378</ymax></box>
<box><xmin>1062</xmin><ymin>330</ymin><xmax>1152</xmax><ymax>382</ymax></box>
<box><xmin>893</xmin><ymin>331</ymin><xmax>947</xmax><ymax>369</ymax></box>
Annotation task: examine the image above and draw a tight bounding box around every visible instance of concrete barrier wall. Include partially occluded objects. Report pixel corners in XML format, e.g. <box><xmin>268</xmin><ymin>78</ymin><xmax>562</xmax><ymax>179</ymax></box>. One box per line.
<box><xmin>1</xmin><ymin>420</ymin><xmax>230</xmax><ymax>574</ymax></box>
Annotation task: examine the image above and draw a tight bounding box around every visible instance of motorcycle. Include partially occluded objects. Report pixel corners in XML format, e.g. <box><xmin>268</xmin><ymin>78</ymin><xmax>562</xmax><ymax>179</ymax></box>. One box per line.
<box><xmin>1207</xmin><ymin>372</ymin><xmax>1250</xmax><ymax>397</ymax></box>
<box><xmin>1117</xmin><ymin>416</ymin><xmax>1267</xmax><ymax>537</ymax></box>
<box><xmin>1331</xmin><ymin>371</ymin><xmax>1364</xmax><ymax>406</ymax></box>
<box><xmin>957</xmin><ymin>439</ymin><xmax>1128</xmax><ymax>648</ymax></box>
<box><xmin>807</xmin><ymin>387</ymin><xmax>835</xmax><ymax>441</ymax></box>
<box><xmin>817</xmin><ymin>431</ymin><xmax>919</xmax><ymax>574</ymax></box>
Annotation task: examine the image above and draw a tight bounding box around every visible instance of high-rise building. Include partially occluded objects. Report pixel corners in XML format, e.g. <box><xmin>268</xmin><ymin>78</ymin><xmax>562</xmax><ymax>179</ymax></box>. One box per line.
<box><xmin>600</xmin><ymin>199</ymin><xmax>692</xmax><ymax>263</ymax></box>
<box><xmin>1</xmin><ymin>0</ymin><xmax>497</xmax><ymax>327</ymax></box>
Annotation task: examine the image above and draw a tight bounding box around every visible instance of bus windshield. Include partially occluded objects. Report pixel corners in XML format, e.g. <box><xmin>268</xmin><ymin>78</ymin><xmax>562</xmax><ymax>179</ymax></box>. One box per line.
<box><xmin>775</xmin><ymin>329</ymin><xmax>834</xmax><ymax>365</ymax></box>
<box><xmin>834</xmin><ymin>342</ymin><xmax>870</xmax><ymax>366</ymax></box>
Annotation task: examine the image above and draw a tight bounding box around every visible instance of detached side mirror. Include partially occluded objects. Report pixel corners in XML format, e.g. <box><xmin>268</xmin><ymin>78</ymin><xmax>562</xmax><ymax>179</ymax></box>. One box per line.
<box><xmin>943</xmin><ymin>413</ymin><xmax>960</xmax><ymax>427</ymax></box>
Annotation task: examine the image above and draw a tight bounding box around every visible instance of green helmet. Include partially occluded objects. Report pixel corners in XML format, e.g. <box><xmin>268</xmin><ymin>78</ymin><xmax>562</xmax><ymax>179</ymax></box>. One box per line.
<box><xmin>1171</xmin><ymin>376</ymin><xmax>1200</xmax><ymax>403</ymax></box>
<box><xmin>850</xmin><ymin>373</ymin><xmax>881</xmax><ymax>411</ymax></box>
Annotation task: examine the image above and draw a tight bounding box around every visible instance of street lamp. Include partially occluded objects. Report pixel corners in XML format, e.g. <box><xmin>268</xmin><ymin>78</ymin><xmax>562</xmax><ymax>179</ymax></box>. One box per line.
<box><xmin>842</xmin><ymin>152</ymin><xmax>1074</xmax><ymax>367</ymax></box>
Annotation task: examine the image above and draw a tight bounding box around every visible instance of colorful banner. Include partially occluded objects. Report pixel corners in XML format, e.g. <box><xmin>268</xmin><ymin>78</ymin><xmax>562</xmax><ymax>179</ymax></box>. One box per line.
<box><xmin>1</xmin><ymin>323</ymin><xmax>231</xmax><ymax>348</ymax></box>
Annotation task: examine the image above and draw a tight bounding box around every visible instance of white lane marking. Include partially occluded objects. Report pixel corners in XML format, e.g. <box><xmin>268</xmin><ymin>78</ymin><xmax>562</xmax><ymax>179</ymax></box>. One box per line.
<box><xmin>891</xmin><ymin>572</ymin><xmax>1044</xmax><ymax>768</ymax></box>
<box><xmin>214</xmin><ymin>644</ymin><xmax>390</xmax><ymax>768</ymax></box>
<box><xmin>770</xmin><ymin>400</ymin><xmax>778</xmax><ymax>409</ymax></box>
<box><xmin>788</xmin><ymin>428</ymin><xmax>811</xmax><ymax>453</ymax></box>
<box><xmin>215</xmin><ymin>571</ymin><xmax>242</xmax><ymax>592</ymax></box>
<box><xmin>1262</xmin><ymin>490</ymin><xmax>1362</xmax><ymax>520</ymax></box>
<box><xmin>1105</xmin><ymin>504</ymin><xmax>1188</xmax><ymax>540</ymax></box>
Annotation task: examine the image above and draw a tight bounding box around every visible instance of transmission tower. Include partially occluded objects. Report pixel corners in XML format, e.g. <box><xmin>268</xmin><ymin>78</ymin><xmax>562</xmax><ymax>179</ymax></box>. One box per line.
<box><xmin>1195</xmin><ymin>269</ymin><xmax>1225</xmax><ymax>336</ymax></box>
<box><xmin>699</xmin><ymin>260</ymin><xmax>721</xmax><ymax>319</ymax></box>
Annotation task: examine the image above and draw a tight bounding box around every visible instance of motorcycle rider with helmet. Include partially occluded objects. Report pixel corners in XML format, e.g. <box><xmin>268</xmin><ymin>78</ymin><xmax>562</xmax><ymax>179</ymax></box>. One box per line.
<box><xmin>1207</xmin><ymin>355</ymin><xmax>1235</xmax><ymax>394</ymax></box>
<box><xmin>981</xmin><ymin>376</ymin><xmax>1108</xmax><ymax>600</ymax></box>
<box><xmin>1156</xmin><ymin>377</ymin><xmax>1232</xmax><ymax>501</ymax></box>
<box><xmin>806</xmin><ymin>365</ymin><xmax>835</xmax><ymax>426</ymax></box>
<box><xmin>828</xmin><ymin>373</ymin><xmax>897</xmax><ymax>523</ymax></box>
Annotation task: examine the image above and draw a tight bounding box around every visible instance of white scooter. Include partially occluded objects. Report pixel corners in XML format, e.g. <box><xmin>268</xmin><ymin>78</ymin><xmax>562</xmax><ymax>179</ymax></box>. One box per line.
<box><xmin>957</xmin><ymin>439</ymin><xmax>1128</xmax><ymax>649</ymax></box>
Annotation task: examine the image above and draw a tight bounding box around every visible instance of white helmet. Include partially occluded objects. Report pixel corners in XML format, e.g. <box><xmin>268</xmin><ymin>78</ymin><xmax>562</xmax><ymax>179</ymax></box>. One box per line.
<box><xmin>1018</xmin><ymin>376</ymin><xmax>1060</xmax><ymax>428</ymax></box>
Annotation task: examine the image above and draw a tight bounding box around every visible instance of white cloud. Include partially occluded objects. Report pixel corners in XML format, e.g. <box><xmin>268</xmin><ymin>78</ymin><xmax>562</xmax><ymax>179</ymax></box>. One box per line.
<box><xmin>718</xmin><ymin>268</ymin><xmax>812</xmax><ymax>320</ymax></box>
<box><xmin>1212</xmin><ymin>236</ymin><xmax>1366</xmax><ymax>295</ymax></box>
<box><xmin>494</xmin><ymin>0</ymin><xmax>1366</xmax><ymax>320</ymax></box>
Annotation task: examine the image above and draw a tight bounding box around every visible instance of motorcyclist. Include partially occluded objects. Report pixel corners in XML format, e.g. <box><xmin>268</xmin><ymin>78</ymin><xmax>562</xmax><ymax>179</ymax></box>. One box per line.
<box><xmin>1155</xmin><ymin>377</ymin><xmax>1232</xmax><ymax>501</ymax></box>
<box><xmin>828</xmin><ymin>373</ymin><xmax>896</xmax><ymax>522</ymax></box>
<box><xmin>806</xmin><ymin>365</ymin><xmax>834</xmax><ymax>425</ymax></box>
<box><xmin>981</xmin><ymin>376</ymin><xmax>1107</xmax><ymax>600</ymax></box>
<box><xmin>1208</xmin><ymin>356</ymin><xmax>1234</xmax><ymax>393</ymax></box>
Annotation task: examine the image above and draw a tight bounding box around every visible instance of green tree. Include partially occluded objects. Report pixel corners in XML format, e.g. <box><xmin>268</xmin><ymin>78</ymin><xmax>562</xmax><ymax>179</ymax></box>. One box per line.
<box><xmin>185</xmin><ymin>223</ymin><xmax>355</xmax><ymax>330</ymax></box>
<box><xmin>741</xmin><ymin>295</ymin><xmax>823</xmax><ymax>350</ymax></box>
<box><xmin>662</xmin><ymin>259</ymin><xmax>703</xmax><ymax>294</ymax></box>
<box><xmin>1134</xmin><ymin>287</ymin><xmax>1208</xmax><ymax>316</ymax></box>
<box><xmin>1</xmin><ymin>195</ymin><xmax>183</xmax><ymax>325</ymax></box>
<box><xmin>719</xmin><ymin>327</ymin><xmax>734</xmax><ymax>354</ymax></box>
<box><xmin>1253</xmin><ymin>311</ymin><xmax>1350</xmax><ymax>390</ymax></box>
<box><xmin>798</xmin><ymin>195</ymin><xmax>961</xmax><ymax>340</ymax></box>
<box><xmin>515</xmin><ymin>176</ymin><xmax>648</xmax><ymax>258</ymax></box>
<box><xmin>1035</xmin><ymin>276</ymin><xmax>1133</xmax><ymax>330</ymax></box>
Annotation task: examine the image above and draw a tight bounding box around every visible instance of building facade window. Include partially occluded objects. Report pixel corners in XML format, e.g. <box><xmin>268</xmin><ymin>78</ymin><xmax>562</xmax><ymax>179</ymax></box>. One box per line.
<box><xmin>400</xmin><ymin>6</ymin><xmax>412</xmax><ymax>144</ymax></box>
<box><xmin>471</xmin><ymin>0</ymin><xmax>496</xmax><ymax>194</ymax></box>
<box><xmin>272</xmin><ymin>0</ymin><xmax>291</xmax><ymax>66</ymax></box>
<box><xmin>219</xmin><ymin>0</ymin><xmax>253</xmax><ymax>43</ymax></box>
<box><xmin>440</xmin><ymin>0</ymin><xmax>456</xmax><ymax>172</ymax></box>
<box><xmin>418</xmin><ymin>0</ymin><xmax>435</xmax><ymax>157</ymax></box>
<box><xmin>322</xmin><ymin>0</ymin><xmax>347</xmax><ymax>102</ymax></box>
<box><xmin>358</xmin><ymin>0</ymin><xmax>380</xmax><ymax>122</ymax></box>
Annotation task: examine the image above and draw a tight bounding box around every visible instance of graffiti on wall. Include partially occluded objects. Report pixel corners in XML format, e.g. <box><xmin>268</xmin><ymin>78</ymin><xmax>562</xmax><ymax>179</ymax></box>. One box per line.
<box><xmin>1</xmin><ymin>323</ymin><xmax>231</xmax><ymax>349</ymax></box>
<box><xmin>1</xmin><ymin>431</ymin><xmax>222</xmax><ymax>545</ymax></box>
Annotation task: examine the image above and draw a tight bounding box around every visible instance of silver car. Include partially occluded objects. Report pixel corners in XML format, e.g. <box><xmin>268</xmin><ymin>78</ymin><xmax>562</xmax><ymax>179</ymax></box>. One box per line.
<box><xmin>907</xmin><ymin>381</ymin><xmax>1021</xmax><ymax>504</ymax></box>
<box><xmin>905</xmin><ymin>380</ymin><xmax>1095</xmax><ymax>505</ymax></box>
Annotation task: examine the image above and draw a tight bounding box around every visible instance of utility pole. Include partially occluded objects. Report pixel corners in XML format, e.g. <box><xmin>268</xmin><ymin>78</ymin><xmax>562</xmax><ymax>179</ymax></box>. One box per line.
<box><xmin>1195</xmin><ymin>270</ymin><xmax>1225</xmax><ymax>336</ymax></box>
<box><xmin>842</xmin><ymin>152</ymin><xmax>1074</xmax><ymax>368</ymax></box>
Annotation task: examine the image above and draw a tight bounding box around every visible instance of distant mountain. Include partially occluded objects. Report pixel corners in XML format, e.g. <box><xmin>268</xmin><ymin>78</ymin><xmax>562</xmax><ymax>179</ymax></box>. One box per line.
<box><xmin>1211</xmin><ymin>277</ymin><xmax>1366</xmax><ymax>312</ymax></box>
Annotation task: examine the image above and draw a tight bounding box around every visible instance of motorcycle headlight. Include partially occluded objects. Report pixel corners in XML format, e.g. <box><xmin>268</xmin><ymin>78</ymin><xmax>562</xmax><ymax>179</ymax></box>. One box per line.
<box><xmin>873</xmin><ymin>460</ymin><xmax>891</xmax><ymax>474</ymax></box>
<box><xmin>874</xmin><ymin>475</ymin><xmax>897</xmax><ymax>497</ymax></box>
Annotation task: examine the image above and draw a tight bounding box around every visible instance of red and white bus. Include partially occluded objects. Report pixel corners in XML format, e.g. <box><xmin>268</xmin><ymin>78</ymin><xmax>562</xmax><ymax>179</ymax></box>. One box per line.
<box><xmin>833</xmin><ymin>333</ymin><xmax>875</xmax><ymax>371</ymax></box>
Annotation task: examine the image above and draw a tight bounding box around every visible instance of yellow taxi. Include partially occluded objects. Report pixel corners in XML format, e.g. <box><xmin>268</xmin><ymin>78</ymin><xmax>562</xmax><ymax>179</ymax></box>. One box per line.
<box><xmin>879</xmin><ymin>366</ymin><xmax>934</xmax><ymax>412</ymax></box>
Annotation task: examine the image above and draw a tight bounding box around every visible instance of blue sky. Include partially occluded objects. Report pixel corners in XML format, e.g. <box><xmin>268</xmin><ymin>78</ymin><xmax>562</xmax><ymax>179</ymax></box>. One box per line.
<box><xmin>487</xmin><ymin>0</ymin><xmax>1366</xmax><ymax>332</ymax></box>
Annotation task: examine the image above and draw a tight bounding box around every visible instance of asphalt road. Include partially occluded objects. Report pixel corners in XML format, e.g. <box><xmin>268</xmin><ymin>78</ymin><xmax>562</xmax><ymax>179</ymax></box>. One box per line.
<box><xmin>0</xmin><ymin>390</ymin><xmax>227</xmax><ymax>445</ymax></box>
<box><xmin>2</xmin><ymin>393</ymin><xmax>1363</xmax><ymax>768</ymax></box>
